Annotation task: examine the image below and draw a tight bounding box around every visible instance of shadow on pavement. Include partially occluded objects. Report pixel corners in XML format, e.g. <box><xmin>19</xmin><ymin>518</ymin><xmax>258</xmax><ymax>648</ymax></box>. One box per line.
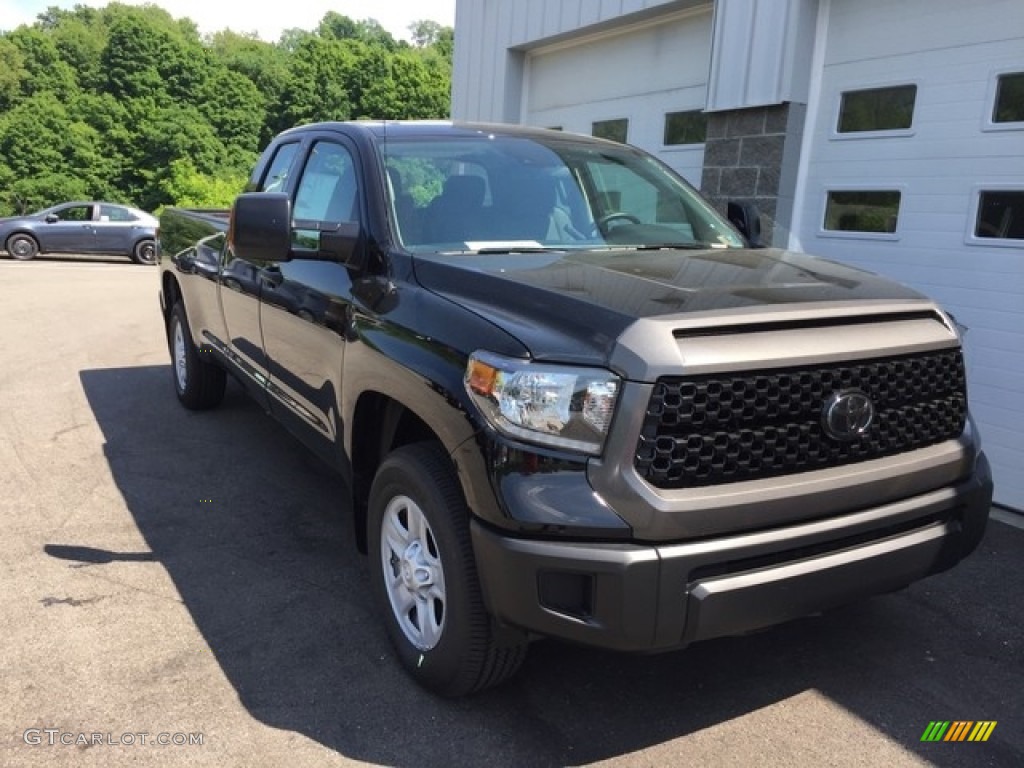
<box><xmin>69</xmin><ymin>364</ymin><xmax>1022</xmax><ymax>766</ymax></box>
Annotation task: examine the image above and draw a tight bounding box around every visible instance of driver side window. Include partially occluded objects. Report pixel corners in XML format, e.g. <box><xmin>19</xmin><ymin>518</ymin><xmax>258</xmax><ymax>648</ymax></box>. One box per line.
<box><xmin>293</xmin><ymin>142</ymin><xmax>360</xmax><ymax>224</ymax></box>
<box><xmin>55</xmin><ymin>205</ymin><xmax>93</xmax><ymax>222</ymax></box>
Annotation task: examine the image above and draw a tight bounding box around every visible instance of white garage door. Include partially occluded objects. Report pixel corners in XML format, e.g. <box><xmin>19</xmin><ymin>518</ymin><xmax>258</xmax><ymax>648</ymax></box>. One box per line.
<box><xmin>792</xmin><ymin>0</ymin><xmax>1024</xmax><ymax>509</ymax></box>
<box><xmin>523</xmin><ymin>7</ymin><xmax>713</xmax><ymax>185</ymax></box>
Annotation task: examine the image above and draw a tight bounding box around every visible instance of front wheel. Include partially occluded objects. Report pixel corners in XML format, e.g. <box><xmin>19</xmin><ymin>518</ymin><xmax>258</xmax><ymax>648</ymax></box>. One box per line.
<box><xmin>168</xmin><ymin>302</ymin><xmax>226</xmax><ymax>410</ymax></box>
<box><xmin>132</xmin><ymin>238</ymin><xmax>157</xmax><ymax>265</ymax></box>
<box><xmin>6</xmin><ymin>234</ymin><xmax>39</xmax><ymax>261</ymax></box>
<box><xmin>368</xmin><ymin>443</ymin><xmax>527</xmax><ymax>696</ymax></box>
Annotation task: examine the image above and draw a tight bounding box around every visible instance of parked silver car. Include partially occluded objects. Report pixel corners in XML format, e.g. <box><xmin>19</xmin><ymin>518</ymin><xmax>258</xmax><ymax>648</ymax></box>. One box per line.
<box><xmin>0</xmin><ymin>201</ymin><xmax>159</xmax><ymax>264</ymax></box>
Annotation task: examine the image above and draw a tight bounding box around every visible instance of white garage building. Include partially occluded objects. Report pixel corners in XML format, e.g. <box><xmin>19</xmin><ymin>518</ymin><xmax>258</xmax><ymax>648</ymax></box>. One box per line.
<box><xmin>451</xmin><ymin>0</ymin><xmax>1024</xmax><ymax>510</ymax></box>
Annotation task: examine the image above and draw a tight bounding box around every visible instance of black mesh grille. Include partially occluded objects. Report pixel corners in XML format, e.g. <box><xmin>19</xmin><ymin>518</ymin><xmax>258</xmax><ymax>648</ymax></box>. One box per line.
<box><xmin>635</xmin><ymin>349</ymin><xmax>966</xmax><ymax>488</ymax></box>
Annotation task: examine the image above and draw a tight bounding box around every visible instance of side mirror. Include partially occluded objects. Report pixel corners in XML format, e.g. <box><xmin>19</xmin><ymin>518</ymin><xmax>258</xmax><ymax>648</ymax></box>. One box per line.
<box><xmin>229</xmin><ymin>192</ymin><xmax>291</xmax><ymax>263</ymax></box>
<box><xmin>45</xmin><ymin>214</ymin><xmax>59</xmax><ymax>223</ymax></box>
<box><xmin>728</xmin><ymin>201</ymin><xmax>765</xmax><ymax>248</ymax></box>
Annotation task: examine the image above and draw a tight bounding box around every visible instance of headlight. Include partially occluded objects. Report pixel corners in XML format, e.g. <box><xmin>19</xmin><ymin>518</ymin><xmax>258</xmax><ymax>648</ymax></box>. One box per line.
<box><xmin>465</xmin><ymin>351</ymin><xmax>620</xmax><ymax>456</ymax></box>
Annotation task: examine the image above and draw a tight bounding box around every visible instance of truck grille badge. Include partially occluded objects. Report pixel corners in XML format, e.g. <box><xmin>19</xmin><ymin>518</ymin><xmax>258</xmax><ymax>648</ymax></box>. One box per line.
<box><xmin>823</xmin><ymin>390</ymin><xmax>875</xmax><ymax>441</ymax></box>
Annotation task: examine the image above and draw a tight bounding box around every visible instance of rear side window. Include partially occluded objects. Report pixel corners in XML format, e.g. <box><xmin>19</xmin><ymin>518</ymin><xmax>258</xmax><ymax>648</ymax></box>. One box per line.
<box><xmin>99</xmin><ymin>205</ymin><xmax>136</xmax><ymax>222</ymax></box>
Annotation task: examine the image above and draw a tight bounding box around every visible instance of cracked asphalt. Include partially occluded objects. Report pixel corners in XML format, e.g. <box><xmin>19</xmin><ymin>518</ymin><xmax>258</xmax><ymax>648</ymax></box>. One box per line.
<box><xmin>1</xmin><ymin>255</ymin><xmax>1021</xmax><ymax>767</ymax></box>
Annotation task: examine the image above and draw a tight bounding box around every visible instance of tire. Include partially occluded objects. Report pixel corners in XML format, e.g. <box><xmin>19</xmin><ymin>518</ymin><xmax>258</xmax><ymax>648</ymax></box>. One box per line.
<box><xmin>6</xmin><ymin>234</ymin><xmax>39</xmax><ymax>261</ymax></box>
<box><xmin>168</xmin><ymin>302</ymin><xmax>226</xmax><ymax>410</ymax></box>
<box><xmin>132</xmin><ymin>238</ymin><xmax>157</xmax><ymax>265</ymax></box>
<box><xmin>368</xmin><ymin>442</ymin><xmax>527</xmax><ymax>696</ymax></box>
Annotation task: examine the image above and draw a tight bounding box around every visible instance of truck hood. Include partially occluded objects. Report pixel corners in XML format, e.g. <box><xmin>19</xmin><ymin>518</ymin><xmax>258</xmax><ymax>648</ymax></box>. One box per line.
<box><xmin>413</xmin><ymin>247</ymin><xmax>928</xmax><ymax>367</ymax></box>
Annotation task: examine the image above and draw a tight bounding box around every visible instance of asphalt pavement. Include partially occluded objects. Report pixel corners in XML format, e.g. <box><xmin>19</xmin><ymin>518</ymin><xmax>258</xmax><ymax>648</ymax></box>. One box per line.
<box><xmin>1</xmin><ymin>254</ymin><xmax>1021</xmax><ymax>767</ymax></box>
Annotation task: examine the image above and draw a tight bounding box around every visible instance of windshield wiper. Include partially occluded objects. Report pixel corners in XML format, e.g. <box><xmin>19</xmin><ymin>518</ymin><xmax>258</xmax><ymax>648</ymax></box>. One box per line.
<box><xmin>630</xmin><ymin>242</ymin><xmax>716</xmax><ymax>250</ymax></box>
<box><xmin>473</xmin><ymin>245</ymin><xmax>564</xmax><ymax>254</ymax></box>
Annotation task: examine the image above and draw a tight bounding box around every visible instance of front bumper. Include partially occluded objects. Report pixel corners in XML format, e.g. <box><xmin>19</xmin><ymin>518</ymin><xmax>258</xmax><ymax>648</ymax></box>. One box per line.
<box><xmin>471</xmin><ymin>452</ymin><xmax>992</xmax><ymax>651</ymax></box>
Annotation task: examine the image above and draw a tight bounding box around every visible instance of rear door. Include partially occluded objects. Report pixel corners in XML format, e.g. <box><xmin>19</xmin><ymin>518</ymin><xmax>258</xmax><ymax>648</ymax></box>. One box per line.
<box><xmin>218</xmin><ymin>139</ymin><xmax>303</xmax><ymax>405</ymax></box>
<box><xmin>93</xmin><ymin>204</ymin><xmax>139</xmax><ymax>254</ymax></box>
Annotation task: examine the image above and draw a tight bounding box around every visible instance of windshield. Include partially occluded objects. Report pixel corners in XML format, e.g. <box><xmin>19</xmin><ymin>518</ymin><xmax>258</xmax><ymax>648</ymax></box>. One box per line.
<box><xmin>381</xmin><ymin>133</ymin><xmax>745</xmax><ymax>253</ymax></box>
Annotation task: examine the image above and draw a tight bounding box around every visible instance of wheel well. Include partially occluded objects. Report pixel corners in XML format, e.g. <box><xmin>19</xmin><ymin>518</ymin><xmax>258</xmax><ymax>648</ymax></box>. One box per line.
<box><xmin>161</xmin><ymin>273</ymin><xmax>181</xmax><ymax>329</ymax></box>
<box><xmin>350</xmin><ymin>392</ymin><xmax>440</xmax><ymax>553</ymax></box>
<box><xmin>5</xmin><ymin>231</ymin><xmax>38</xmax><ymax>246</ymax></box>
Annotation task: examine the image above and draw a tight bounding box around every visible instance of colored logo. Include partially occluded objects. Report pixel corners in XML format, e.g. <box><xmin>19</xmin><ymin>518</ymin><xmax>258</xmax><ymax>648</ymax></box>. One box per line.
<box><xmin>822</xmin><ymin>389</ymin><xmax>875</xmax><ymax>441</ymax></box>
<box><xmin>920</xmin><ymin>721</ymin><xmax>997</xmax><ymax>742</ymax></box>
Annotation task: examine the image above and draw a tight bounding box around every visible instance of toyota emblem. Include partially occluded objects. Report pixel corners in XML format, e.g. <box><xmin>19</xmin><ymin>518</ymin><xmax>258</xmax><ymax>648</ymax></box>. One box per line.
<box><xmin>823</xmin><ymin>389</ymin><xmax>875</xmax><ymax>441</ymax></box>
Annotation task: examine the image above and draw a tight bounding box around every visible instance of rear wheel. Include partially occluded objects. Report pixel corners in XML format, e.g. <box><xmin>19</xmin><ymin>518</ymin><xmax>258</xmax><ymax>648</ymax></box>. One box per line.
<box><xmin>169</xmin><ymin>302</ymin><xmax>226</xmax><ymax>410</ymax></box>
<box><xmin>368</xmin><ymin>442</ymin><xmax>527</xmax><ymax>696</ymax></box>
<box><xmin>6</xmin><ymin>234</ymin><xmax>39</xmax><ymax>261</ymax></box>
<box><xmin>132</xmin><ymin>238</ymin><xmax>157</xmax><ymax>265</ymax></box>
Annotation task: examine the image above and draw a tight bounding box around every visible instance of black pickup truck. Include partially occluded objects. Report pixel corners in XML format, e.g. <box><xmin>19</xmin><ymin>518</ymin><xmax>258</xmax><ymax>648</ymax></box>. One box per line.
<box><xmin>158</xmin><ymin>121</ymin><xmax>992</xmax><ymax>696</ymax></box>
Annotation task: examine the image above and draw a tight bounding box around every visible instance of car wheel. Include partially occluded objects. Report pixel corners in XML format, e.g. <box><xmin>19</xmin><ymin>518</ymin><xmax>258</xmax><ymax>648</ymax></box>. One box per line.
<box><xmin>133</xmin><ymin>238</ymin><xmax>157</xmax><ymax>265</ymax></box>
<box><xmin>368</xmin><ymin>442</ymin><xmax>527</xmax><ymax>696</ymax></box>
<box><xmin>6</xmin><ymin>234</ymin><xmax>39</xmax><ymax>261</ymax></box>
<box><xmin>169</xmin><ymin>302</ymin><xmax>226</xmax><ymax>410</ymax></box>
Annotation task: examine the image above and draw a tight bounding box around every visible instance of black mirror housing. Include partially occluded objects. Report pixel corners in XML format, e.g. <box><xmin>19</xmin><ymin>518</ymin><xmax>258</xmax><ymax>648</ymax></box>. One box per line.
<box><xmin>728</xmin><ymin>201</ymin><xmax>765</xmax><ymax>248</ymax></box>
<box><xmin>230</xmin><ymin>193</ymin><xmax>291</xmax><ymax>263</ymax></box>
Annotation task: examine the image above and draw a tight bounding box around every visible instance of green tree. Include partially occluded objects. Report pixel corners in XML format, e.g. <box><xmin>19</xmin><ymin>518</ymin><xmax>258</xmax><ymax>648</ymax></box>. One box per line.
<box><xmin>0</xmin><ymin>6</ymin><xmax>453</xmax><ymax>215</ymax></box>
<box><xmin>159</xmin><ymin>159</ymin><xmax>247</xmax><ymax>208</ymax></box>
<box><xmin>0</xmin><ymin>93</ymin><xmax>98</xmax><ymax>213</ymax></box>
<box><xmin>45</xmin><ymin>6</ymin><xmax>108</xmax><ymax>92</ymax></box>
<box><xmin>361</xmin><ymin>50</ymin><xmax>450</xmax><ymax>119</ymax></box>
<box><xmin>5</xmin><ymin>27</ymin><xmax>78</xmax><ymax>101</ymax></box>
<box><xmin>209</xmin><ymin>31</ymin><xmax>290</xmax><ymax>145</ymax></box>
<box><xmin>0</xmin><ymin>38</ymin><xmax>26</xmax><ymax>111</ymax></box>
<box><xmin>409</xmin><ymin>20</ymin><xmax>445</xmax><ymax>48</ymax></box>
<box><xmin>130</xmin><ymin>106</ymin><xmax>232</xmax><ymax>209</ymax></box>
<box><xmin>198</xmin><ymin>66</ymin><xmax>264</xmax><ymax>162</ymax></box>
<box><xmin>275</xmin><ymin>35</ymin><xmax>358</xmax><ymax>127</ymax></box>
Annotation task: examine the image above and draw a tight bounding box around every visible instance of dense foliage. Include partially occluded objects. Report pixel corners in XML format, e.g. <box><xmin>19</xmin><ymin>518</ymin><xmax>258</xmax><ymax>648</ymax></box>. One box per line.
<box><xmin>0</xmin><ymin>4</ymin><xmax>453</xmax><ymax>214</ymax></box>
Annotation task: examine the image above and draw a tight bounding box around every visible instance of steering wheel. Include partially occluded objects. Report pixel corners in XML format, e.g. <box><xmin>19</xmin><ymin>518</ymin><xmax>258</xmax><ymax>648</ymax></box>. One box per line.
<box><xmin>594</xmin><ymin>211</ymin><xmax>642</xmax><ymax>236</ymax></box>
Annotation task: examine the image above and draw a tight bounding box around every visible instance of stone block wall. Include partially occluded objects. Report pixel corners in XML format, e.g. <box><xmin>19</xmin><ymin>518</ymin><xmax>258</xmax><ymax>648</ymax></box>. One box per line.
<box><xmin>700</xmin><ymin>103</ymin><xmax>806</xmax><ymax>247</ymax></box>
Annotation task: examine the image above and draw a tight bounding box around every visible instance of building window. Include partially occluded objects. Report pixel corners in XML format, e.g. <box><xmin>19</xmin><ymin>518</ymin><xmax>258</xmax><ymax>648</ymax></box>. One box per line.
<box><xmin>993</xmin><ymin>72</ymin><xmax>1024</xmax><ymax>123</ymax></box>
<box><xmin>975</xmin><ymin>190</ymin><xmax>1024</xmax><ymax>240</ymax></box>
<box><xmin>824</xmin><ymin>191</ymin><xmax>901</xmax><ymax>233</ymax></box>
<box><xmin>837</xmin><ymin>85</ymin><xmax>916</xmax><ymax>133</ymax></box>
<box><xmin>592</xmin><ymin>119</ymin><xmax>628</xmax><ymax>144</ymax></box>
<box><xmin>664</xmin><ymin>111</ymin><xmax>707</xmax><ymax>145</ymax></box>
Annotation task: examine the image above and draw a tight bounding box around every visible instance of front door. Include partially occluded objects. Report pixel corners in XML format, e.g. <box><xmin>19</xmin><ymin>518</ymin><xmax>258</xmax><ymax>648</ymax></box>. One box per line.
<box><xmin>39</xmin><ymin>203</ymin><xmax>96</xmax><ymax>253</ymax></box>
<box><xmin>258</xmin><ymin>137</ymin><xmax>360</xmax><ymax>461</ymax></box>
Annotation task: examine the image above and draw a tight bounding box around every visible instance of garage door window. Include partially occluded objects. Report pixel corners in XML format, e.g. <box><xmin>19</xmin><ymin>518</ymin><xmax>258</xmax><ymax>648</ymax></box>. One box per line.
<box><xmin>974</xmin><ymin>190</ymin><xmax>1024</xmax><ymax>240</ymax></box>
<box><xmin>664</xmin><ymin>111</ymin><xmax>707</xmax><ymax>145</ymax></box>
<box><xmin>837</xmin><ymin>85</ymin><xmax>916</xmax><ymax>134</ymax></box>
<box><xmin>993</xmin><ymin>72</ymin><xmax>1024</xmax><ymax>124</ymax></box>
<box><xmin>593</xmin><ymin>119</ymin><xmax>628</xmax><ymax>144</ymax></box>
<box><xmin>824</xmin><ymin>190</ymin><xmax>901</xmax><ymax>234</ymax></box>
